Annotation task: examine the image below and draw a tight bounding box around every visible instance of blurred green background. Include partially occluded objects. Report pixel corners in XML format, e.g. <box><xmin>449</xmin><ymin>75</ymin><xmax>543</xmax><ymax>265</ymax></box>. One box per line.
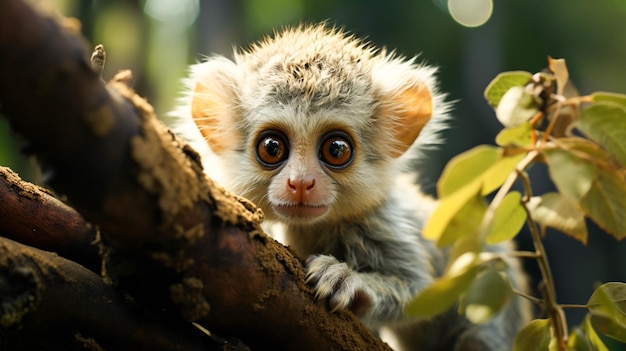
<box><xmin>2</xmin><ymin>0</ymin><xmax>626</xmax><ymax>345</ymax></box>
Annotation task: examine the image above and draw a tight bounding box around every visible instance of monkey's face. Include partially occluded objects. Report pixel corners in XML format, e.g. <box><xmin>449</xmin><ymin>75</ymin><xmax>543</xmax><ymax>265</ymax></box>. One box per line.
<box><xmin>254</xmin><ymin>129</ymin><xmax>351</xmax><ymax>222</ymax></box>
<box><xmin>255</xmin><ymin>135</ymin><xmax>340</xmax><ymax>222</ymax></box>
<box><xmin>187</xmin><ymin>25</ymin><xmax>439</xmax><ymax>224</ymax></box>
<box><xmin>227</xmin><ymin>99</ymin><xmax>395</xmax><ymax>225</ymax></box>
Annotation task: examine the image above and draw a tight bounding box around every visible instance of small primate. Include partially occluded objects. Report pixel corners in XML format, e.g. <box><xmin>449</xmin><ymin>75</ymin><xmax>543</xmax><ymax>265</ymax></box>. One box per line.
<box><xmin>175</xmin><ymin>24</ymin><xmax>531</xmax><ymax>350</ymax></box>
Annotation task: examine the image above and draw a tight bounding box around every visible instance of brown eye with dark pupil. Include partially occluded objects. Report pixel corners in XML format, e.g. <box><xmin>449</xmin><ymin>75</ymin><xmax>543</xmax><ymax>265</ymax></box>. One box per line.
<box><xmin>256</xmin><ymin>134</ymin><xmax>288</xmax><ymax>167</ymax></box>
<box><xmin>320</xmin><ymin>136</ymin><xmax>353</xmax><ymax>168</ymax></box>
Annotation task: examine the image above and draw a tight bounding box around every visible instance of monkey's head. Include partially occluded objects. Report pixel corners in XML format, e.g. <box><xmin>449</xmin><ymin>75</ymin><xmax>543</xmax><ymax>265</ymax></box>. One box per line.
<box><xmin>189</xmin><ymin>25</ymin><xmax>444</xmax><ymax>225</ymax></box>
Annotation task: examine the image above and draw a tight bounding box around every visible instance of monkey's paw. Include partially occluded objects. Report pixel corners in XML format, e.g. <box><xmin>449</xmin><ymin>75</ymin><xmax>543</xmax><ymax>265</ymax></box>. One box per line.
<box><xmin>305</xmin><ymin>255</ymin><xmax>373</xmax><ymax>316</ymax></box>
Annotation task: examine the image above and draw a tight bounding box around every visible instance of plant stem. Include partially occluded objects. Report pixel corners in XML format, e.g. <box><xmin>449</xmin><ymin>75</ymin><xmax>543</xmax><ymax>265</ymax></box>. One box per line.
<box><xmin>542</xmin><ymin>101</ymin><xmax>562</xmax><ymax>145</ymax></box>
<box><xmin>506</xmin><ymin>250</ymin><xmax>541</xmax><ymax>259</ymax></box>
<box><xmin>478</xmin><ymin>150</ymin><xmax>539</xmax><ymax>243</ymax></box>
<box><xmin>512</xmin><ymin>288</ymin><xmax>545</xmax><ymax>307</ymax></box>
<box><xmin>478</xmin><ymin>148</ymin><xmax>570</xmax><ymax>349</ymax></box>
<box><xmin>518</xmin><ymin>170</ymin><xmax>569</xmax><ymax>351</ymax></box>
<box><xmin>559</xmin><ymin>304</ymin><xmax>588</xmax><ymax>310</ymax></box>
<box><xmin>478</xmin><ymin>150</ymin><xmax>571</xmax><ymax>348</ymax></box>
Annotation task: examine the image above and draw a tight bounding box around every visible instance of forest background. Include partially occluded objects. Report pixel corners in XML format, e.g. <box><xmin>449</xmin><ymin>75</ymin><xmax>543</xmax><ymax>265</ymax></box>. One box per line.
<box><xmin>2</xmin><ymin>0</ymin><xmax>626</xmax><ymax>347</ymax></box>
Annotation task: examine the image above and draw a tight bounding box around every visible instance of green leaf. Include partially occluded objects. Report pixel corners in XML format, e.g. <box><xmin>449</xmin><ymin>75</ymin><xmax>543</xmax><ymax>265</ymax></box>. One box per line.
<box><xmin>587</xmin><ymin>282</ymin><xmax>626</xmax><ymax>342</ymax></box>
<box><xmin>544</xmin><ymin>148</ymin><xmax>597</xmax><ymax>201</ymax></box>
<box><xmin>424</xmin><ymin>182</ymin><xmax>482</xmax><ymax>242</ymax></box>
<box><xmin>486</xmin><ymin>191</ymin><xmax>527</xmax><ymax>244</ymax></box>
<box><xmin>495</xmin><ymin>122</ymin><xmax>534</xmax><ymax>148</ymax></box>
<box><xmin>405</xmin><ymin>253</ymin><xmax>480</xmax><ymax>318</ymax></box>
<box><xmin>526</xmin><ymin>192</ymin><xmax>588</xmax><ymax>244</ymax></box>
<box><xmin>567</xmin><ymin>314</ymin><xmax>611</xmax><ymax>351</ymax></box>
<box><xmin>438</xmin><ymin>145</ymin><xmax>525</xmax><ymax>198</ymax></box>
<box><xmin>568</xmin><ymin>327</ymin><xmax>594</xmax><ymax>351</ymax></box>
<box><xmin>587</xmin><ymin>282</ymin><xmax>626</xmax><ymax>319</ymax></box>
<box><xmin>513</xmin><ymin>319</ymin><xmax>552</xmax><ymax>351</ymax></box>
<box><xmin>584</xmin><ymin>314</ymin><xmax>610</xmax><ymax>351</ymax></box>
<box><xmin>579</xmin><ymin>167</ymin><xmax>626</xmax><ymax>240</ymax></box>
<box><xmin>484</xmin><ymin>71</ymin><xmax>533</xmax><ymax>108</ymax></box>
<box><xmin>545</xmin><ymin>145</ymin><xmax>626</xmax><ymax>239</ymax></box>
<box><xmin>592</xmin><ymin>92</ymin><xmax>626</xmax><ymax>109</ymax></box>
<box><xmin>435</xmin><ymin>190</ymin><xmax>487</xmax><ymax>247</ymax></box>
<box><xmin>495</xmin><ymin>86</ymin><xmax>542</xmax><ymax>128</ymax></box>
<box><xmin>558</xmin><ymin>138</ymin><xmax>618</xmax><ymax>168</ymax></box>
<box><xmin>578</xmin><ymin>102</ymin><xmax>626</xmax><ymax>166</ymax></box>
<box><xmin>589</xmin><ymin>312</ymin><xmax>626</xmax><ymax>343</ymax></box>
<box><xmin>459</xmin><ymin>265</ymin><xmax>513</xmax><ymax>324</ymax></box>
<box><xmin>447</xmin><ymin>231</ymin><xmax>483</xmax><ymax>265</ymax></box>
<box><xmin>428</xmin><ymin>145</ymin><xmax>526</xmax><ymax>245</ymax></box>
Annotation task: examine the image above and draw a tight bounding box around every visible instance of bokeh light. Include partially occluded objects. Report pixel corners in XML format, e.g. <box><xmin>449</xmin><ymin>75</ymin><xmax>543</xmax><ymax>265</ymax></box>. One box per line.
<box><xmin>448</xmin><ymin>0</ymin><xmax>493</xmax><ymax>27</ymax></box>
<box><xmin>144</xmin><ymin>0</ymin><xmax>199</xmax><ymax>27</ymax></box>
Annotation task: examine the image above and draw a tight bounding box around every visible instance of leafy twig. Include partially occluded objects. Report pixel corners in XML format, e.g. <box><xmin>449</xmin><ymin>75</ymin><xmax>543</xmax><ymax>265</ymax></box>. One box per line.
<box><xmin>518</xmin><ymin>169</ymin><xmax>569</xmax><ymax>351</ymax></box>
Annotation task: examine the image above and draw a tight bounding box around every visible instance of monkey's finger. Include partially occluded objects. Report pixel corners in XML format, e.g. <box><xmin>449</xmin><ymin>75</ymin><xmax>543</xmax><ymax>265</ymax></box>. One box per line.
<box><xmin>328</xmin><ymin>276</ymin><xmax>359</xmax><ymax>313</ymax></box>
<box><xmin>305</xmin><ymin>255</ymin><xmax>349</xmax><ymax>299</ymax></box>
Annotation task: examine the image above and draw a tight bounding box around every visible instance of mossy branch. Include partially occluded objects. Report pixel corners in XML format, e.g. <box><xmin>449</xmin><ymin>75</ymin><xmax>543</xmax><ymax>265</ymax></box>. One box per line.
<box><xmin>0</xmin><ymin>0</ymin><xmax>390</xmax><ymax>350</ymax></box>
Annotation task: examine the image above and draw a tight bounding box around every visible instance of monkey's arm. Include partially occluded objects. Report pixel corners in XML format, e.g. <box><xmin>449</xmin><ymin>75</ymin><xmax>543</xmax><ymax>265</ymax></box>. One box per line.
<box><xmin>305</xmin><ymin>195</ymin><xmax>444</xmax><ymax>329</ymax></box>
<box><xmin>306</xmin><ymin>254</ymin><xmax>430</xmax><ymax>329</ymax></box>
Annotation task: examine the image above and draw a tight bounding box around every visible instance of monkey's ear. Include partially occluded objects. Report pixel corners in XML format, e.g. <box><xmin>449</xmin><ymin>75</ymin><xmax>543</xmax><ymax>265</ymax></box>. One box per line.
<box><xmin>190</xmin><ymin>57</ymin><xmax>242</xmax><ymax>155</ymax></box>
<box><xmin>374</xmin><ymin>63</ymin><xmax>434</xmax><ymax>158</ymax></box>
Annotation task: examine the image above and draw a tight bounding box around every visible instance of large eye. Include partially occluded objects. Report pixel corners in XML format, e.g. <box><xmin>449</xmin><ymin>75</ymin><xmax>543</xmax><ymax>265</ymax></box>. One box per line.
<box><xmin>256</xmin><ymin>131</ymin><xmax>289</xmax><ymax>168</ymax></box>
<box><xmin>319</xmin><ymin>132</ymin><xmax>354</xmax><ymax>169</ymax></box>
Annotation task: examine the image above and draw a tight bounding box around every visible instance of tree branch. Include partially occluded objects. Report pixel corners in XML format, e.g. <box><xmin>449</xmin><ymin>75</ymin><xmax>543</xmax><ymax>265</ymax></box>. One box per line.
<box><xmin>0</xmin><ymin>0</ymin><xmax>391</xmax><ymax>349</ymax></box>
<box><xmin>0</xmin><ymin>167</ymin><xmax>100</xmax><ymax>272</ymax></box>
<box><xmin>0</xmin><ymin>237</ymin><xmax>220</xmax><ymax>351</ymax></box>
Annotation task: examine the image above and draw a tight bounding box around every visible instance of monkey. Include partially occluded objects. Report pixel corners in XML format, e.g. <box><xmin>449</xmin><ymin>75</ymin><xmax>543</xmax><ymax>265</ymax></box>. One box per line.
<box><xmin>173</xmin><ymin>24</ymin><xmax>532</xmax><ymax>350</ymax></box>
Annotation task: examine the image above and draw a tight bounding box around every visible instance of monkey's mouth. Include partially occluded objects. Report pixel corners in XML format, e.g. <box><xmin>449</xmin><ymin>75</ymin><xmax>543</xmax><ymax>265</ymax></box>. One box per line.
<box><xmin>272</xmin><ymin>203</ymin><xmax>329</xmax><ymax>220</ymax></box>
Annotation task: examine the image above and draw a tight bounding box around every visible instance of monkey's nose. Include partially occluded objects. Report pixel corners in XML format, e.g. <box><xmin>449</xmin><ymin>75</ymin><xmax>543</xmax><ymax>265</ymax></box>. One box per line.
<box><xmin>287</xmin><ymin>177</ymin><xmax>316</xmax><ymax>191</ymax></box>
<box><xmin>287</xmin><ymin>177</ymin><xmax>316</xmax><ymax>201</ymax></box>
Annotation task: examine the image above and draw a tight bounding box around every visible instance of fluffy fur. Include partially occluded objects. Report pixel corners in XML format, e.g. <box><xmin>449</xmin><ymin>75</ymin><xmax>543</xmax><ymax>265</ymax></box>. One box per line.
<box><xmin>173</xmin><ymin>24</ymin><xmax>531</xmax><ymax>350</ymax></box>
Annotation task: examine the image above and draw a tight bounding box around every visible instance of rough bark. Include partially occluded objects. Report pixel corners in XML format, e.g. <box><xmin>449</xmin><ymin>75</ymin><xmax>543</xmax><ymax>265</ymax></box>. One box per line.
<box><xmin>0</xmin><ymin>0</ymin><xmax>392</xmax><ymax>350</ymax></box>
<box><xmin>0</xmin><ymin>237</ymin><xmax>219</xmax><ymax>351</ymax></box>
<box><xmin>0</xmin><ymin>167</ymin><xmax>100</xmax><ymax>272</ymax></box>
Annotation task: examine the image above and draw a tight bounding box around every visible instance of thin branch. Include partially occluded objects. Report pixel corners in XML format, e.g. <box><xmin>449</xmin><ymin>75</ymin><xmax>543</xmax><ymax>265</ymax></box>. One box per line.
<box><xmin>478</xmin><ymin>149</ymin><xmax>539</xmax><ymax>243</ymax></box>
<box><xmin>506</xmin><ymin>250</ymin><xmax>542</xmax><ymax>259</ymax></box>
<box><xmin>518</xmin><ymin>170</ymin><xmax>569</xmax><ymax>350</ymax></box>
<box><xmin>559</xmin><ymin>304</ymin><xmax>588</xmax><ymax>310</ymax></box>
<box><xmin>512</xmin><ymin>288</ymin><xmax>544</xmax><ymax>307</ymax></box>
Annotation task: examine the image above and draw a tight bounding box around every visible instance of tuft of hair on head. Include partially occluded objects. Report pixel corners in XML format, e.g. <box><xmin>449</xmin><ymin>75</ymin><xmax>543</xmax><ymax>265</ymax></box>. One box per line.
<box><xmin>176</xmin><ymin>23</ymin><xmax>451</xmax><ymax>170</ymax></box>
